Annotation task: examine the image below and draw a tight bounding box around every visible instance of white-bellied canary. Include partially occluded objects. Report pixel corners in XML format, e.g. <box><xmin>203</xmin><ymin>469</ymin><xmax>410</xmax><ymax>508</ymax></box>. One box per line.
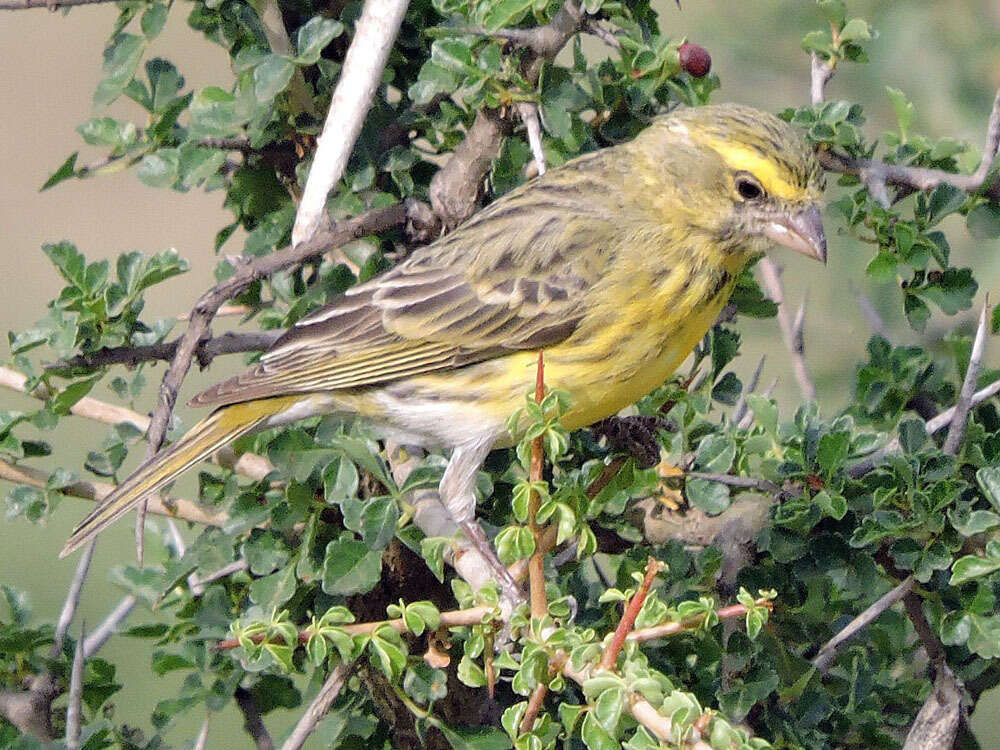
<box><xmin>62</xmin><ymin>103</ymin><xmax>826</xmax><ymax>565</ymax></box>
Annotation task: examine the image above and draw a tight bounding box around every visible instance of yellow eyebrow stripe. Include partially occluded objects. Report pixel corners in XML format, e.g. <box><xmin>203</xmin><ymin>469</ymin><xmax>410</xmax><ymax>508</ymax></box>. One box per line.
<box><xmin>706</xmin><ymin>139</ymin><xmax>801</xmax><ymax>200</ymax></box>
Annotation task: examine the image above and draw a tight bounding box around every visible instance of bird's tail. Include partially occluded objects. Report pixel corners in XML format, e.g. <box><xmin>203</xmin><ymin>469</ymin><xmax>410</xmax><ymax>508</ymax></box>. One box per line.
<box><xmin>60</xmin><ymin>397</ymin><xmax>296</xmax><ymax>557</ymax></box>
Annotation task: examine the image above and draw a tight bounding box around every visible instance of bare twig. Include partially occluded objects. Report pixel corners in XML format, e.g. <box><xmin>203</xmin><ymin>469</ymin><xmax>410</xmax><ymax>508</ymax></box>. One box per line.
<box><xmin>292</xmin><ymin>0</ymin><xmax>410</xmax><ymax>246</ymax></box>
<box><xmin>191</xmin><ymin>559</ymin><xmax>250</xmax><ymax>596</ymax></box>
<box><xmin>581</xmin><ymin>18</ymin><xmax>622</xmax><ymax>50</ymax></box>
<box><xmin>731</xmin><ymin>355</ymin><xmax>765</xmax><ymax>426</ymax></box>
<box><xmin>193</xmin><ymin>714</ymin><xmax>211</xmax><ymax>750</ymax></box>
<box><xmin>83</xmin><ymin>596</ymin><xmax>138</xmax><ymax>658</ymax></box>
<box><xmin>235</xmin><ymin>687</ymin><xmax>275</xmax><ymax>750</ymax></box>
<box><xmin>65</xmin><ymin>623</ymin><xmax>85</xmax><ymax>750</ymax></box>
<box><xmin>851</xmin><ymin>282</ymin><xmax>890</xmax><ymax>338</ymax></box>
<box><xmin>812</xmin><ymin>576</ymin><xmax>914</xmax><ymax>672</ymax></box>
<box><xmin>757</xmin><ymin>258</ymin><xmax>816</xmax><ymax>401</ymax></box>
<box><xmin>518</xmin><ymin>682</ymin><xmax>550</xmax><ymax>735</ymax></box>
<box><xmin>280</xmin><ymin>664</ymin><xmax>352</xmax><ymax>750</ymax></box>
<box><xmin>903</xmin><ymin>594</ymin><xmax>945</xmax><ymax>665</ymax></box>
<box><xmin>517</xmin><ymin>102</ymin><xmax>547</xmax><ymax>178</ymax></box>
<box><xmin>943</xmin><ymin>297</ymin><xmax>989</xmax><ymax>455</ymax></box>
<box><xmin>599</xmin><ymin>557</ymin><xmax>661</xmax><ymax>671</ymax></box>
<box><xmin>52</xmin><ymin>542</ymin><xmax>95</xmax><ymax>657</ymax></box>
<box><xmin>809</xmin><ymin>53</ymin><xmax>834</xmax><ymax>106</ymax></box>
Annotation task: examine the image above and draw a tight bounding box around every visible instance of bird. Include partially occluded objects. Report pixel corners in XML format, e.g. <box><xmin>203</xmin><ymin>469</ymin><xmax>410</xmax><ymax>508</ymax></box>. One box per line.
<box><xmin>61</xmin><ymin>103</ymin><xmax>827</xmax><ymax>580</ymax></box>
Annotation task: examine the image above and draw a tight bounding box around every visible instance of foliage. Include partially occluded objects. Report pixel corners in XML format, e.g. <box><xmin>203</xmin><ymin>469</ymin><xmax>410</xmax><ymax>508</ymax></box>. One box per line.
<box><xmin>2</xmin><ymin>0</ymin><xmax>1000</xmax><ymax>748</ymax></box>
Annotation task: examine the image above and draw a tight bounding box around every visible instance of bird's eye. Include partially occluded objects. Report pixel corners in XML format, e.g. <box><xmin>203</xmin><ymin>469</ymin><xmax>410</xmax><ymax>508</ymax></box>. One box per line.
<box><xmin>735</xmin><ymin>175</ymin><xmax>765</xmax><ymax>201</ymax></box>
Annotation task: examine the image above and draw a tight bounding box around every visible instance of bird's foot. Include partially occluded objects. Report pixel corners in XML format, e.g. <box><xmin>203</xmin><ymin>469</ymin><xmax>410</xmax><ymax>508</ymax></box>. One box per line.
<box><xmin>592</xmin><ymin>415</ymin><xmax>675</xmax><ymax>469</ymax></box>
<box><xmin>459</xmin><ymin>520</ymin><xmax>525</xmax><ymax>605</ymax></box>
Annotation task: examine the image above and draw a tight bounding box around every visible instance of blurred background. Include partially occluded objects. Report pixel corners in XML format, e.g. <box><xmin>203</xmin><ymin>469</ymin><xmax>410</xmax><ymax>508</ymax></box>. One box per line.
<box><xmin>2</xmin><ymin>0</ymin><xmax>999</xmax><ymax>746</ymax></box>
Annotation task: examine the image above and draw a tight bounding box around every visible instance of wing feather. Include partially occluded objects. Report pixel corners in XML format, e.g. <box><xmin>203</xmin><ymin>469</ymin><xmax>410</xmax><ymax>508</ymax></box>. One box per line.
<box><xmin>190</xmin><ymin>154</ymin><xmax>625</xmax><ymax>409</ymax></box>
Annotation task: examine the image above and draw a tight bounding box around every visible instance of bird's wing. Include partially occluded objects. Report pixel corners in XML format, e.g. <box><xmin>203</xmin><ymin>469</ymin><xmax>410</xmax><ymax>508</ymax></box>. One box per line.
<box><xmin>189</xmin><ymin>169</ymin><xmax>621</xmax><ymax>408</ymax></box>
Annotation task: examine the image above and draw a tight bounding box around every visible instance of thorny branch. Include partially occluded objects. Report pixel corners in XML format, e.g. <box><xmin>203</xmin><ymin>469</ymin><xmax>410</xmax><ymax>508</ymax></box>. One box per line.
<box><xmin>757</xmin><ymin>258</ymin><xmax>816</xmax><ymax>401</ymax></box>
<box><xmin>279</xmin><ymin>664</ymin><xmax>351</xmax><ymax>750</ymax></box>
<box><xmin>599</xmin><ymin>557</ymin><xmax>661</xmax><ymax>671</ymax></box>
<box><xmin>943</xmin><ymin>297</ymin><xmax>989</xmax><ymax>455</ymax></box>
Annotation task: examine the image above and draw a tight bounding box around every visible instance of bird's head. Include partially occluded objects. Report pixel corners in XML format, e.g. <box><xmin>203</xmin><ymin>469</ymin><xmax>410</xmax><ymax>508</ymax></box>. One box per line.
<box><xmin>639</xmin><ymin>103</ymin><xmax>828</xmax><ymax>263</ymax></box>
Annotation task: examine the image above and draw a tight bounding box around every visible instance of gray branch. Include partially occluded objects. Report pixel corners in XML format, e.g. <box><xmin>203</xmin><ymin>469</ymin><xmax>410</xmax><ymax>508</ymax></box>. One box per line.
<box><xmin>943</xmin><ymin>298</ymin><xmax>989</xmax><ymax>455</ymax></box>
<box><xmin>280</xmin><ymin>664</ymin><xmax>352</xmax><ymax>750</ymax></box>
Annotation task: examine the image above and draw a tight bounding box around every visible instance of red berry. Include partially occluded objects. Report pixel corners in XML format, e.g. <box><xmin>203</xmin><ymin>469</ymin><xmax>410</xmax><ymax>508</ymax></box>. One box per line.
<box><xmin>678</xmin><ymin>43</ymin><xmax>711</xmax><ymax>78</ymax></box>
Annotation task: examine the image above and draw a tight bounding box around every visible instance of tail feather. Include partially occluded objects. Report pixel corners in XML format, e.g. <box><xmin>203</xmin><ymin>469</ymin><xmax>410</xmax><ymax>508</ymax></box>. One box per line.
<box><xmin>60</xmin><ymin>400</ymin><xmax>287</xmax><ymax>557</ymax></box>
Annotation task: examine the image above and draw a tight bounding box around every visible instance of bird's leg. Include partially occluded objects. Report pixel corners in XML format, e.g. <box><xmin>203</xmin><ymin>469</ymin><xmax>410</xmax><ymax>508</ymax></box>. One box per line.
<box><xmin>591</xmin><ymin>415</ymin><xmax>675</xmax><ymax>469</ymax></box>
<box><xmin>441</xmin><ymin>437</ymin><xmax>523</xmax><ymax>600</ymax></box>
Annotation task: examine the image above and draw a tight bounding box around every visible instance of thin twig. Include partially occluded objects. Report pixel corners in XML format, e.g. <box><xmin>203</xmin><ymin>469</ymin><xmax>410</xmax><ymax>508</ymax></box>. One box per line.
<box><xmin>52</xmin><ymin>542</ymin><xmax>95</xmax><ymax>657</ymax></box>
<box><xmin>0</xmin><ymin>0</ymin><xmax>114</xmax><ymax>9</ymax></box>
<box><xmin>517</xmin><ymin>102</ymin><xmax>547</xmax><ymax>178</ymax></box>
<box><xmin>757</xmin><ymin>258</ymin><xmax>816</xmax><ymax>401</ymax></box>
<box><xmin>731</xmin><ymin>355</ymin><xmax>765</xmax><ymax>426</ymax></box>
<box><xmin>235</xmin><ymin>687</ymin><xmax>275</xmax><ymax>750</ymax></box>
<box><xmin>581</xmin><ymin>18</ymin><xmax>622</xmax><ymax>49</ymax></box>
<box><xmin>193</xmin><ymin>714</ymin><xmax>211</xmax><ymax>750</ymax></box>
<box><xmin>599</xmin><ymin>557</ymin><xmax>661</xmax><ymax>671</ymax></box>
<box><xmin>812</xmin><ymin>576</ymin><xmax>914</xmax><ymax>672</ymax></box>
<box><xmin>903</xmin><ymin>593</ymin><xmax>946</xmax><ymax>665</ymax></box>
<box><xmin>83</xmin><ymin>595</ymin><xmax>138</xmax><ymax>658</ymax></box>
<box><xmin>291</xmin><ymin>0</ymin><xmax>410</xmax><ymax>245</ymax></box>
<box><xmin>280</xmin><ymin>664</ymin><xmax>351</xmax><ymax>750</ymax></box>
<box><xmin>191</xmin><ymin>559</ymin><xmax>250</xmax><ymax>596</ymax></box>
<box><xmin>943</xmin><ymin>297</ymin><xmax>989</xmax><ymax>455</ymax></box>
<box><xmin>518</xmin><ymin>682</ymin><xmax>549</xmax><ymax>735</ymax></box>
<box><xmin>65</xmin><ymin>623</ymin><xmax>85</xmax><ymax>750</ymax></box>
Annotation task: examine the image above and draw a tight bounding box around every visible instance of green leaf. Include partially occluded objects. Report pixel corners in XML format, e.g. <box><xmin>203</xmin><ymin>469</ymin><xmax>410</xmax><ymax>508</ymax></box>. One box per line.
<box><xmin>137</xmin><ymin>149</ymin><xmax>180</xmax><ymax>188</ymax></box>
<box><xmin>94</xmin><ymin>34</ymin><xmax>146</xmax><ymax>106</ymax></box>
<box><xmin>141</xmin><ymin>3</ymin><xmax>168</xmax><ymax>39</ymax></box>
<box><xmin>865</xmin><ymin>252</ymin><xmax>897</xmax><ymax>283</ymax></box>
<box><xmin>950</xmin><ymin>542</ymin><xmax>1000</xmax><ymax>585</ymax></box>
<box><xmin>686</xmin><ymin>478</ymin><xmax>730</xmax><ymax>514</ymax></box>
<box><xmin>977</xmin><ymin>467</ymin><xmax>1000</xmax><ymax>512</ymax></box>
<box><xmin>43</xmin><ymin>241</ymin><xmax>86</xmax><ymax>288</ymax></box>
<box><xmin>885</xmin><ymin>87</ymin><xmax>913</xmax><ymax>140</ymax></box>
<box><xmin>361</xmin><ymin>496</ymin><xmax>399</xmax><ymax>550</ymax></box>
<box><xmin>966</xmin><ymin>203</ymin><xmax>1000</xmax><ymax>239</ymax></box>
<box><xmin>482</xmin><ymin>0</ymin><xmax>533</xmax><ymax>30</ymax></box>
<box><xmin>188</xmin><ymin>87</ymin><xmax>242</xmax><ymax>138</ymax></box>
<box><xmin>694</xmin><ymin>434</ymin><xmax>735</xmax><ymax>474</ymax></box>
<box><xmin>254</xmin><ymin>54</ymin><xmax>296</xmax><ymax>103</ymax></box>
<box><xmin>437</xmin><ymin>725</ymin><xmax>512</xmax><ymax>750</ymax></box>
<box><xmin>322</xmin><ymin>535</ymin><xmax>382</xmax><ymax>595</ymax></box>
<box><xmin>816</xmin><ymin>432</ymin><xmax>849</xmax><ymax>474</ymax></box>
<box><xmin>295</xmin><ymin>17</ymin><xmax>344</xmax><ymax>64</ymax></box>
<box><xmin>927</xmin><ymin>184</ymin><xmax>965</xmax><ymax>225</ymax></box>
<box><xmin>817</xmin><ymin>0</ymin><xmax>846</xmax><ymax>27</ymax></box>
<box><xmin>42</xmin><ymin>152</ymin><xmax>79</xmax><ymax>190</ymax></box>
<box><xmin>369</xmin><ymin>626</ymin><xmax>408</xmax><ymax>681</ymax></box>
<box><xmin>838</xmin><ymin>18</ymin><xmax>871</xmax><ymax>43</ymax></box>
<box><xmin>49</xmin><ymin>376</ymin><xmax>101</xmax><ymax>415</ymax></box>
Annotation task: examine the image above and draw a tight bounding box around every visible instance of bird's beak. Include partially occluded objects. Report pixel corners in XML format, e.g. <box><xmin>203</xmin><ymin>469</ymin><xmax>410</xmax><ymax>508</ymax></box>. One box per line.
<box><xmin>762</xmin><ymin>204</ymin><xmax>827</xmax><ymax>263</ymax></box>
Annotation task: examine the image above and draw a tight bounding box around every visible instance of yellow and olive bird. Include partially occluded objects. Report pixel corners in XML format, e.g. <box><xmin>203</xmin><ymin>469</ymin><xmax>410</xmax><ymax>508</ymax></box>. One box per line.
<box><xmin>61</xmin><ymin>104</ymin><xmax>826</xmax><ymax>560</ymax></box>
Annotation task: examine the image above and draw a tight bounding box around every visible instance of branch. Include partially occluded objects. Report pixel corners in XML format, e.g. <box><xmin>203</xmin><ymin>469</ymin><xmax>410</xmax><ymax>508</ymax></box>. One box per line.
<box><xmin>685</xmin><ymin>471</ymin><xmax>781</xmax><ymax>494</ymax></box>
<box><xmin>902</xmin><ymin>664</ymin><xmax>963</xmax><ymax>750</ymax></box>
<box><xmin>943</xmin><ymin>297</ymin><xmax>989</xmax><ymax>455</ymax></box>
<box><xmin>279</xmin><ymin>664</ymin><xmax>351</xmax><ymax>750</ymax></box>
<box><xmin>51</xmin><ymin>542</ymin><xmax>95</xmax><ymax>657</ymax></box>
<box><xmin>0</xmin><ymin>458</ymin><xmax>231</xmax><ymax>527</ymax></box>
<box><xmin>0</xmin><ymin>0</ymin><xmax>115</xmax><ymax>10</ymax></box>
<box><xmin>193</xmin><ymin>714</ymin><xmax>211</xmax><ymax>750</ymax></box>
<box><xmin>65</xmin><ymin>624</ymin><xmax>85</xmax><ymax>750</ymax></box>
<box><xmin>291</xmin><ymin>0</ymin><xmax>410</xmax><ymax>246</ymax></box>
<box><xmin>517</xmin><ymin>102</ymin><xmax>547</xmax><ymax>178</ymax></box>
<box><xmin>83</xmin><ymin>595</ymin><xmax>138</xmax><ymax>658</ymax></box>
<box><xmin>0</xmin><ymin>365</ymin><xmax>275</xmax><ymax>482</ymax></box>
<box><xmin>811</xmin><ymin>576</ymin><xmax>914</xmax><ymax>673</ymax></box>
<box><xmin>847</xmin><ymin>375</ymin><xmax>1000</xmax><ymax>478</ymax></box>
<box><xmin>757</xmin><ymin>258</ymin><xmax>816</xmax><ymax>401</ymax></box>
<box><xmin>817</xmin><ymin>87</ymin><xmax>1000</xmax><ymax>203</ymax></box>
<box><xmin>50</xmin><ymin>331</ymin><xmax>281</xmax><ymax>370</ymax></box>
<box><xmin>599</xmin><ymin>557</ymin><xmax>661</xmax><ymax>671</ymax></box>
<box><xmin>809</xmin><ymin>53</ymin><xmax>834</xmax><ymax>106</ymax></box>
<box><xmin>234</xmin><ymin>687</ymin><xmax>275</xmax><ymax>750</ymax></box>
